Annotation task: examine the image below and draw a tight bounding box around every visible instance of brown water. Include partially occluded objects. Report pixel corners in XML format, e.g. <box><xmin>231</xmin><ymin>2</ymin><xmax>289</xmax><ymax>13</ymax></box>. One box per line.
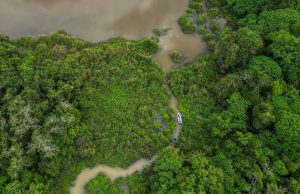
<box><xmin>0</xmin><ymin>0</ymin><xmax>206</xmax><ymax>70</ymax></box>
<box><xmin>0</xmin><ymin>0</ymin><xmax>179</xmax><ymax>40</ymax></box>
<box><xmin>0</xmin><ymin>0</ymin><xmax>206</xmax><ymax>193</ymax></box>
<box><xmin>156</xmin><ymin>29</ymin><xmax>206</xmax><ymax>71</ymax></box>
<box><xmin>70</xmin><ymin>156</ymin><xmax>157</xmax><ymax>194</ymax></box>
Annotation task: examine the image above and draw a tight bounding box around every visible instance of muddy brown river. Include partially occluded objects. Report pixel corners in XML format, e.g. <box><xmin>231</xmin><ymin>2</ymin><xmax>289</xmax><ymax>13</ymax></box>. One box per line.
<box><xmin>0</xmin><ymin>0</ymin><xmax>206</xmax><ymax>70</ymax></box>
<box><xmin>0</xmin><ymin>0</ymin><xmax>206</xmax><ymax>193</ymax></box>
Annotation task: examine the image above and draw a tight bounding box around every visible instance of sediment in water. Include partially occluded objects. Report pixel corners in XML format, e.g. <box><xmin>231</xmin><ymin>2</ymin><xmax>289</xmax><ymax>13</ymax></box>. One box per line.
<box><xmin>70</xmin><ymin>156</ymin><xmax>157</xmax><ymax>194</ymax></box>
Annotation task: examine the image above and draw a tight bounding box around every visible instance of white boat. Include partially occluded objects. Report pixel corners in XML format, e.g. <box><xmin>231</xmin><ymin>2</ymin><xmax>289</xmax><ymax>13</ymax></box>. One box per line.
<box><xmin>177</xmin><ymin>112</ymin><xmax>183</xmax><ymax>124</ymax></box>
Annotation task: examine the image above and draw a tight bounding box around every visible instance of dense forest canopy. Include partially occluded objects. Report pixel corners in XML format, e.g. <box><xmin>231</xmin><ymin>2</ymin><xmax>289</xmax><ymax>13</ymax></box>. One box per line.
<box><xmin>0</xmin><ymin>33</ymin><xmax>174</xmax><ymax>193</ymax></box>
<box><xmin>1</xmin><ymin>0</ymin><xmax>300</xmax><ymax>193</ymax></box>
<box><xmin>140</xmin><ymin>0</ymin><xmax>300</xmax><ymax>193</ymax></box>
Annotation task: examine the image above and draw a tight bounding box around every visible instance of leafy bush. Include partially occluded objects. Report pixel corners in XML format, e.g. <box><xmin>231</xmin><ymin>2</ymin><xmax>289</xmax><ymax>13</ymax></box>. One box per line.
<box><xmin>189</xmin><ymin>1</ymin><xmax>204</xmax><ymax>13</ymax></box>
<box><xmin>178</xmin><ymin>16</ymin><xmax>196</xmax><ymax>33</ymax></box>
<box><xmin>198</xmin><ymin>27</ymin><xmax>207</xmax><ymax>34</ymax></box>
<box><xmin>170</xmin><ymin>50</ymin><xmax>184</xmax><ymax>63</ymax></box>
<box><xmin>211</xmin><ymin>20</ymin><xmax>222</xmax><ymax>33</ymax></box>
<box><xmin>197</xmin><ymin>13</ymin><xmax>208</xmax><ymax>24</ymax></box>
<box><xmin>208</xmin><ymin>8</ymin><xmax>219</xmax><ymax>18</ymax></box>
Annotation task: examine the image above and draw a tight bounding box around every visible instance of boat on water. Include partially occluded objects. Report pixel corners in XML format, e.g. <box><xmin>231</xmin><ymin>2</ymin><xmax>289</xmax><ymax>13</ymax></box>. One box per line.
<box><xmin>177</xmin><ymin>112</ymin><xmax>183</xmax><ymax>124</ymax></box>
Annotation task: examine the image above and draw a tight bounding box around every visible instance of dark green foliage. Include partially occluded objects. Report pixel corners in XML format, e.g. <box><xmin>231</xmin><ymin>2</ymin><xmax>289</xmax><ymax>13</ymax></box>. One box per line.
<box><xmin>208</xmin><ymin>0</ymin><xmax>226</xmax><ymax>6</ymax></box>
<box><xmin>203</xmin><ymin>32</ymin><xmax>215</xmax><ymax>41</ymax></box>
<box><xmin>1</xmin><ymin>0</ymin><xmax>300</xmax><ymax>193</ymax></box>
<box><xmin>226</xmin><ymin>0</ymin><xmax>300</xmax><ymax>15</ymax></box>
<box><xmin>249</xmin><ymin>56</ymin><xmax>282</xmax><ymax>80</ymax></box>
<box><xmin>275</xmin><ymin>112</ymin><xmax>300</xmax><ymax>172</ymax></box>
<box><xmin>211</xmin><ymin>20</ymin><xmax>222</xmax><ymax>33</ymax></box>
<box><xmin>226</xmin><ymin>0</ymin><xmax>267</xmax><ymax>15</ymax></box>
<box><xmin>214</xmin><ymin>74</ymin><xmax>242</xmax><ymax>102</ymax></box>
<box><xmin>167</xmin><ymin>54</ymin><xmax>300</xmax><ymax>192</ymax></box>
<box><xmin>215</xmin><ymin>28</ymin><xmax>263</xmax><ymax>72</ymax></box>
<box><xmin>86</xmin><ymin>175</ymin><xmax>123</xmax><ymax>194</ymax></box>
<box><xmin>127</xmin><ymin>173</ymin><xmax>147</xmax><ymax>194</ymax></box>
<box><xmin>240</xmin><ymin>9</ymin><xmax>300</xmax><ymax>38</ymax></box>
<box><xmin>107</xmin><ymin>1</ymin><xmax>300</xmax><ymax>193</ymax></box>
<box><xmin>252</xmin><ymin>102</ymin><xmax>276</xmax><ymax>129</ymax></box>
<box><xmin>0</xmin><ymin>32</ymin><xmax>173</xmax><ymax>193</ymax></box>
<box><xmin>154</xmin><ymin>1</ymin><xmax>300</xmax><ymax>193</ymax></box>
<box><xmin>147</xmin><ymin>148</ymin><xmax>225</xmax><ymax>193</ymax></box>
<box><xmin>269</xmin><ymin>30</ymin><xmax>300</xmax><ymax>87</ymax></box>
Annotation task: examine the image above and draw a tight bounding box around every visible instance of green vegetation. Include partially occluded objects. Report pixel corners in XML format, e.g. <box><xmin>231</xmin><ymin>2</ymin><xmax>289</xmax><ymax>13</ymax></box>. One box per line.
<box><xmin>178</xmin><ymin>0</ymin><xmax>226</xmax><ymax>50</ymax></box>
<box><xmin>1</xmin><ymin>0</ymin><xmax>300</xmax><ymax>193</ymax></box>
<box><xmin>215</xmin><ymin>27</ymin><xmax>263</xmax><ymax>71</ymax></box>
<box><xmin>152</xmin><ymin>28</ymin><xmax>171</xmax><ymax>37</ymax></box>
<box><xmin>0</xmin><ymin>32</ymin><xmax>174</xmax><ymax>193</ymax></box>
<box><xmin>177</xmin><ymin>16</ymin><xmax>196</xmax><ymax>33</ymax></box>
<box><xmin>189</xmin><ymin>1</ymin><xmax>204</xmax><ymax>13</ymax></box>
<box><xmin>211</xmin><ymin>20</ymin><xmax>221</xmax><ymax>33</ymax></box>
<box><xmin>123</xmin><ymin>1</ymin><xmax>300</xmax><ymax>193</ymax></box>
<box><xmin>208</xmin><ymin>8</ymin><xmax>220</xmax><ymax>18</ymax></box>
<box><xmin>86</xmin><ymin>175</ymin><xmax>124</xmax><ymax>194</ymax></box>
<box><xmin>225</xmin><ymin>0</ymin><xmax>300</xmax><ymax>16</ymax></box>
<box><xmin>196</xmin><ymin>13</ymin><xmax>208</xmax><ymax>24</ymax></box>
<box><xmin>124</xmin><ymin>1</ymin><xmax>300</xmax><ymax>193</ymax></box>
<box><xmin>170</xmin><ymin>50</ymin><xmax>184</xmax><ymax>63</ymax></box>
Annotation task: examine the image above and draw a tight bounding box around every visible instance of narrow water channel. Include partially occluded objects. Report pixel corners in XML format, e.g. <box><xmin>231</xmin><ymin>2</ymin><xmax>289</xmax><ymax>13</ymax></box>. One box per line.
<box><xmin>70</xmin><ymin>156</ymin><xmax>157</xmax><ymax>194</ymax></box>
<box><xmin>67</xmin><ymin>0</ymin><xmax>206</xmax><ymax>193</ymax></box>
<box><xmin>0</xmin><ymin>0</ymin><xmax>205</xmax><ymax>193</ymax></box>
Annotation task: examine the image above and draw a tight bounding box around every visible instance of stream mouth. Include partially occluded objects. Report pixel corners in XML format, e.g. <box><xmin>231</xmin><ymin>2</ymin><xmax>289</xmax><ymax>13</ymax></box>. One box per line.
<box><xmin>0</xmin><ymin>0</ymin><xmax>205</xmax><ymax>193</ymax></box>
<box><xmin>65</xmin><ymin>0</ymin><xmax>206</xmax><ymax>193</ymax></box>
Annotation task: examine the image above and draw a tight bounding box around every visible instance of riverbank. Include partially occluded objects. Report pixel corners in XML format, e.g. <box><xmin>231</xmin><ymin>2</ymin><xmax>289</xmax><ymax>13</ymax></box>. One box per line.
<box><xmin>69</xmin><ymin>38</ymin><xmax>189</xmax><ymax>194</ymax></box>
<box><xmin>67</xmin><ymin>1</ymin><xmax>206</xmax><ymax>193</ymax></box>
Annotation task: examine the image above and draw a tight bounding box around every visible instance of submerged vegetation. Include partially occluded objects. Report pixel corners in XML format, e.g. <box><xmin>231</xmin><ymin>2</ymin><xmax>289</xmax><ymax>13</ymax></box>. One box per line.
<box><xmin>178</xmin><ymin>0</ymin><xmax>226</xmax><ymax>51</ymax></box>
<box><xmin>0</xmin><ymin>0</ymin><xmax>300</xmax><ymax>193</ymax></box>
<box><xmin>152</xmin><ymin>28</ymin><xmax>171</xmax><ymax>37</ymax></box>
<box><xmin>170</xmin><ymin>50</ymin><xmax>185</xmax><ymax>63</ymax></box>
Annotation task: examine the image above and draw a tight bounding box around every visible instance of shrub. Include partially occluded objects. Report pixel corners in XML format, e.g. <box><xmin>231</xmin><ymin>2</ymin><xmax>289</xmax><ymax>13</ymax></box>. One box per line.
<box><xmin>198</xmin><ymin>27</ymin><xmax>207</xmax><ymax>34</ymax></box>
<box><xmin>197</xmin><ymin>14</ymin><xmax>208</xmax><ymax>25</ymax></box>
<box><xmin>204</xmin><ymin>32</ymin><xmax>215</xmax><ymax>41</ymax></box>
<box><xmin>208</xmin><ymin>40</ymin><xmax>217</xmax><ymax>51</ymax></box>
<box><xmin>170</xmin><ymin>50</ymin><xmax>184</xmax><ymax>63</ymax></box>
<box><xmin>208</xmin><ymin>8</ymin><xmax>219</xmax><ymax>18</ymax></box>
<box><xmin>189</xmin><ymin>1</ymin><xmax>204</xmax><ymax>13</ymax></box>
<box><xmin>186</xmin><ymin>8</ymin><xmax>196</xmax><ymax>15</ymax></box>
<box><xmin>178</xmin><ymin>16</ymin><xmax>196</xmax><ymax>33</ymax></box>
<box><xmin>210</xmin><ymin>20</ymin><xmax>221</xmax><ymax>33</ymax></box>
